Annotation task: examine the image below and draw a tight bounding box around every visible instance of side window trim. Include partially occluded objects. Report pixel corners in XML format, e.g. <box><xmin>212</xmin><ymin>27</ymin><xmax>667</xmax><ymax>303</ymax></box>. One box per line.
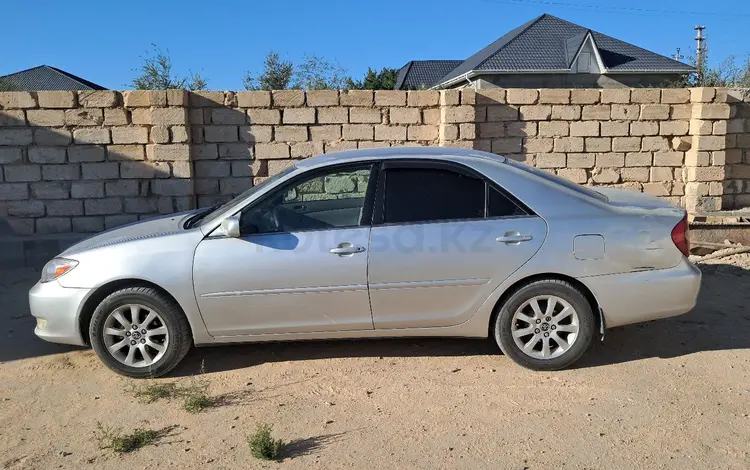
<box><xmin>359</xmin><ymin>163</ymin><xmax>380</xmax><ymax>227</ymax></box>
<box><xmin>372</xmin><ymin>159</ymin><xmax>534</xmax><ymax>227</ymax></box>
<box><xmin>484</xmin><ymin>181</ymin><xmax>489</xmax><ymax>218</ymax></box>
<box><xmin>236</xmin><ymin>161</ymin><xmax>380</xmax><ymax>235</ymax></box>
<box><xmin>487</xmin><ymin>180</ymin><xmax>534</xmax><ymax>217</ymax></box>
<box><xmin>372</xmin><ymin>161</ymin><xmax>387</xmax><ymax>225</ymax></box>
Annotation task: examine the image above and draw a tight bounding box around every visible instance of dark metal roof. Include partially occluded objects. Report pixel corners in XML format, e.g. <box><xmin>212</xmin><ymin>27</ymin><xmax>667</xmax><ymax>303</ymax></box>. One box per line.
<box><xmin>436</xmin><ymin>14</ymin><xmax>694</xmax><ymax>86</ymax></box>
<box><xmin>0</xmin><ymin>65</ymin><xmax>106</xmax><ymax>91</ymax></box>
<box><xmin>394</xmin><ymin>60</ymin><xmax>463</xmax><ymax>90</ymax></box>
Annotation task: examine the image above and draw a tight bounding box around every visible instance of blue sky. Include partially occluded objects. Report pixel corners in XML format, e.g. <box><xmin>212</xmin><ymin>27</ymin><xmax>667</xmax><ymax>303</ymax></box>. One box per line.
<box><xmin>1</xmin><ymin>0</ymin><xmax>748</xmax><ymax>90</ymax></box>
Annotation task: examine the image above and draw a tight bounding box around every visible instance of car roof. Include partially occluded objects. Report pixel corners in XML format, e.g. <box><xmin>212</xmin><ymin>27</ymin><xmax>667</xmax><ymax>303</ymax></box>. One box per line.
<box><xmin>295</xmin><ymin>146</ymin><xmax>507</xmax><ymax>170</ymax></box>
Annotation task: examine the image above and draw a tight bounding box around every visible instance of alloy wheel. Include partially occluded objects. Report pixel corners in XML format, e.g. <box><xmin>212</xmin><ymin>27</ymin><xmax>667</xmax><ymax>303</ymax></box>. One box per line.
<box><xmin>102</xmin><ymin>304</ymin><xmax>170</xmax><ymax>367</ymax></box>
<box><xmin>510</xmin><ymin>295</ymin><xmax>580</xmax><ymax>359</ymax></box>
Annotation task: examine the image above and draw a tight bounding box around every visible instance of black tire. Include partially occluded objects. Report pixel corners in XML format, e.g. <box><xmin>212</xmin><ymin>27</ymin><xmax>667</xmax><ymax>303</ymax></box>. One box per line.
<box><xmin>89</xmin><ymin>287</ymin><xmax>192</xmax><ymax>378</ymax></box>
<box><xmin>493</xmin><ymin>279</ymin><xmax>595</xmax><ymax>371</ymax></box>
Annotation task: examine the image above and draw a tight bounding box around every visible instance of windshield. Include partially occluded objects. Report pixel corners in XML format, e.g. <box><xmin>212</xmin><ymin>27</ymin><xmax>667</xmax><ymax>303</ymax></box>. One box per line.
<box><xmin>504</xmin><ymin>159</ymin><xmax>609</xmax><ymax>203</ymax></box>
<box><xmin>197</xmin><ymin>166</ymin><xmax>296</xmax><ymax>227</ymax></box>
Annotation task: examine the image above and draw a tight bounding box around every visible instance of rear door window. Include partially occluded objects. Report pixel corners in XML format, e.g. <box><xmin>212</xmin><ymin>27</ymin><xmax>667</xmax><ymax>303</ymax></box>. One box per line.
<box><xmin>383</xmin><ymin>168</ymin><xmax>485</xmax><ymax>224</ymax></box>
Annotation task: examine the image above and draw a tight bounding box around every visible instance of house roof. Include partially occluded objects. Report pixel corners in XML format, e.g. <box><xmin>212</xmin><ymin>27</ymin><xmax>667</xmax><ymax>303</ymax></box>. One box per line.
<box><xmin>0</xmin><ymin>65</ymin><xmax>106</xmax><ymax>91</ymax></box>
<box><xmin>435</xmin><ymin>14</ymin><xmax>694</xmax><ymax>87</ymax></box>
<box><xmin>394</xmin><ymin>60</ymin><xmax>464</xmax><ymax>90</ymax></box>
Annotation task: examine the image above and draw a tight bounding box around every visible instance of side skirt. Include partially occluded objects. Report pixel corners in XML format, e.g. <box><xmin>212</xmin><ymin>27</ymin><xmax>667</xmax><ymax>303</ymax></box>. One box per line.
<box><xmin>197</xmin><ymin>315</ymin><xmax>491</xmax><ymax>345</ymax></box>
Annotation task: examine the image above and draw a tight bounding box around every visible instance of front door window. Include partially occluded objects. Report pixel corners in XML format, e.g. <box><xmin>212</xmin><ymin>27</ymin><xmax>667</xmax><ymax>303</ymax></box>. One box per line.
<box><xmin>240</xmin><ymin>164</ymin><xmax>374</xmax><ymax>235</ymax></box>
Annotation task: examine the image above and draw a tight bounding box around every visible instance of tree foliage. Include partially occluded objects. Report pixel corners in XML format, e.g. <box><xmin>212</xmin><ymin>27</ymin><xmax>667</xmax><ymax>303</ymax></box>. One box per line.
<box><xmin>131</xmin><ymin>45</ymin><xmax>208</xmax><ymax>91</ymax></box>
<box><xmin>347</xmin><ymin>67</ymin><xmax>399</xmax><ymax>90</ymax></box>
<box><xmin>675</xmin><ymin>51</ymin><xmax>750</xmax><ymax>88</ymax></box>
<box><xmin>702</xmin><ymin>55</ymin><xmax>750</xmax><ymax>87</ymax></box>
<box><xmin>243</xmin><ymin>52</ymin><xmax>294</xmax><ymax>90</ymax></box>
<box><xmin>294</xmin><ymin>55</ymin><xmax>348</xmax><ymax>90</ymax></box>
<box><xmin>243</xmin><ymin>52</ymin><xmax>347</xmax><ymax>90</ymax></box>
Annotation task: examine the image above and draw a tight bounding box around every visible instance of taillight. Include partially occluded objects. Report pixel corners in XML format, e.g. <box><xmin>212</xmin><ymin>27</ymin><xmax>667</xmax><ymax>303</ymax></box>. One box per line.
<box><xmin>671</xmin><ymin>214</ymin><xmax>690</xmax><ymax>257</ymax></box>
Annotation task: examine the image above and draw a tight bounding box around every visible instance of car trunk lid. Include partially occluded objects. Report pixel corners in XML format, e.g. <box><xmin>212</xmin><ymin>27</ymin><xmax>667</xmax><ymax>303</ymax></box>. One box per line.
<box><xmin>595</xmin><ymin>187</ymin><xmax>688</xmax><ymax>269</ymax></box>
<box><xmin>594</xmin><ymin>187</ymin><xmax>685</xmax><ymax>215</ymax></box>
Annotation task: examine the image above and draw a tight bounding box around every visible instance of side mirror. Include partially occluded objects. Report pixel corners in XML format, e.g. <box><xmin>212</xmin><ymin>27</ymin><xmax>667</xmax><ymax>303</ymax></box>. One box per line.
<box><xmin>217</xmin><ymin>216</ymin><xmax>241</xmax><ymax>238</ymax></box>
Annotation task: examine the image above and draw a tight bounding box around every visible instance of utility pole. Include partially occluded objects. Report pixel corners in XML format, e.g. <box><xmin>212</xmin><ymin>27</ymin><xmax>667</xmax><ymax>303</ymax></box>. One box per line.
<box><xmin>673</xmin><ymin>47</ymin><xmax>684</xmax><ymax>61</ymax></box>
<box><xmin>694</xmin><ymin>25</ymin><xmax>707</xmax><ymax>85</ymax></box>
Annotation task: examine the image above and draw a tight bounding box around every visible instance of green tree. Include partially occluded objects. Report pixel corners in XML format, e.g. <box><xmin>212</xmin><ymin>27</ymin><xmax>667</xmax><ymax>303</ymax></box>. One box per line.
<box><xmin>347</xmin><ymin>67</ymin><xmax>398</xmax><ymax>90</ymax></box>
<box><xmin>243</xmin><ymin>52</ymin><xmax>294</xmax><ymax>90</ymax></box>
<box><xmin>703</xmin><ymin>55</ymin><xmax>750</xmax><ymax>87</ymax></box>
<box><xmin>674</xmin><ymin>50</ymin><xmax>750</xmax><ymax>88</ymax></box>
<box><xmin>294</xmin><ymin>55</ymin><xmax>348</xmax><ymax>90</ymax></box>
<box><xmin>131</xmin><ymin>45</ymin><xmax>208</xmax><ymax>90</ymax></box>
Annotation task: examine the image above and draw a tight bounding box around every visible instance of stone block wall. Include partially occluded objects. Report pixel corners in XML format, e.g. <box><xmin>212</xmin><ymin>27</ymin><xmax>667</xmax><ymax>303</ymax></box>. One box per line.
<box><xmin>0</xmin><ymin>90</ymin><xmax>192</xmax><ymax>235</ymax></box>
<box><xmin>439</xmin><ymin>87</ymin><xmax>750</xmax><ymax>211</ymax></box>
<box><xmin>0</xmin><ymin>88</ymin><xmax>748</xmax><ymax>235</ymax></box>
<box><xmin>187</xmin><ymin>89</ymin><xmax>441</xmax><ymax>208</ymax></box>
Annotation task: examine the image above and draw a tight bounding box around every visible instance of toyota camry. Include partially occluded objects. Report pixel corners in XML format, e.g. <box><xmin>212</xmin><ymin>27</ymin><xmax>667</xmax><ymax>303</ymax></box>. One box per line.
<box><xmin>30</xmin><ymin>147</ymin><xmax>701</xmax><ymax>377</ymax></box>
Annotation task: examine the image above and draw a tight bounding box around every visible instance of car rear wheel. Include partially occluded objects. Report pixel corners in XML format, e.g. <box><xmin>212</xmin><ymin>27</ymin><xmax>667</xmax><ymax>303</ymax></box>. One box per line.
<box><xmin>89</xmin><ymin>287</ymin><xmax>192</xmax><ymax>378</ymax></box>
<box><xmin>493</xmin><ymin>279</ymin><xmax>595</xmax><ymax>371</ymax></box>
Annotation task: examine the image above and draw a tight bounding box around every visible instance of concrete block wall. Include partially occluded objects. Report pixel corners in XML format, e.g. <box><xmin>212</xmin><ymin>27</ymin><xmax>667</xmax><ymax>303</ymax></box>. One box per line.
<box><xmin>187</xmin><ymin>90</ymin><xmax>441</xmax><ymax>208</ymax></box>
<box><xmin>0</xmin><ymin>88</ymin><xmax>748</xmax><ymax>235</ymax></box>
<box><xmin>439</xmin><ymin>87</ymin><xmax>749</xmax><ymax>210</ymax></box>
<box><xmin>0</xmin><ymin>90</ymin><xmax>192</xmax><ymax>235</ymax></box>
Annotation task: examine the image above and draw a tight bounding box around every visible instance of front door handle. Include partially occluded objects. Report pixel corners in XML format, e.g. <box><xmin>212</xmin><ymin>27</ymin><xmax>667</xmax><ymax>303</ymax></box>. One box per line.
<box><xmin>329</xmin><ymin>243</ymin><xmax>366</xmax><ymax>255</ymax></box>
<box><xmin>496</xmin><ymin>231</ymin><xmax>533</xmax><ymax>244</ymax></box>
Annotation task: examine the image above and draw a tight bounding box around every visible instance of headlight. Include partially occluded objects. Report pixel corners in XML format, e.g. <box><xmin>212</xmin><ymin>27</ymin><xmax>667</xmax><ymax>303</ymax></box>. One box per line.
<box><xmin>40</xmin><ymin>258</ymin><xmax>79</xmax><ymax>283</ymax></box>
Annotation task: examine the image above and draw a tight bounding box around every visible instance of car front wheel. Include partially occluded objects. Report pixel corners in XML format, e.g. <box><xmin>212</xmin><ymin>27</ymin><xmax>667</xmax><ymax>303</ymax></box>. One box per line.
<box><xmin>493</xmin><ymin>279</ymin><xmax>595</xmax><ymax>371</ymax></box>
<box><xmin>89</xmin><ymin>286</ymin><xmax>192</xmax><ymax>378</ymax></box>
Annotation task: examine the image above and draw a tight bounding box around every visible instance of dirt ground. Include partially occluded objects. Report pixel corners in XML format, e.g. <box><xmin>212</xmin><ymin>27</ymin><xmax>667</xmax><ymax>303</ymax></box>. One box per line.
<box><xmin>1</xmin><ymin>255</ymin><xmax>749</xmax><ymax>470</ymax></box>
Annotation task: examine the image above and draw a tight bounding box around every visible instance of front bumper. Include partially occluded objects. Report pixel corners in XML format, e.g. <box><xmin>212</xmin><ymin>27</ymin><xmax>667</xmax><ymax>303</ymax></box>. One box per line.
<box><xmin>29</xmin><ymin>280</ymin><xmax>91</xmax><ymax>346</ymax></box>
<box><xmin>583</xmin><ymin>257</ymin><xmax>702</xmax><ymax>328</ymax></box>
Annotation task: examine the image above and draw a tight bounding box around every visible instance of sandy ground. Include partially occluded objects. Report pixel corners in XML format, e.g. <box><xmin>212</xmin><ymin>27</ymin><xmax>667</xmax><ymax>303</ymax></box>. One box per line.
<box><xmin>1</xmin><ymin>255</ymin><xmax>749</xmax><ymax>469</ymax></box>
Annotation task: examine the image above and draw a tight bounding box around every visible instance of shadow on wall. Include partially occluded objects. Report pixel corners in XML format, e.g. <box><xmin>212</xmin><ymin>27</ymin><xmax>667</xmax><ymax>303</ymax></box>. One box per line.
<box><xmin>723</xmin><ymin>96</ymin><xmax>750</xmax><ymax>210</ymax></box>
<box><xmin>0</xmin><ymin>110</ymin><xmax>169</xmax><ymax>237</ymax></box>
<box><xmin>189</xmin><ymin>102</ymin><xmax>261</xmax><ymax>209</ymax></box>
<box><xmin>470</xmin><ymin>93</ymin><xmax>533</xmax><ymax>165</ymax></box>
<box><xmin>0</xmin><ymin>99</ymin><xmax>262</xmax><ymax>238</ymax></box>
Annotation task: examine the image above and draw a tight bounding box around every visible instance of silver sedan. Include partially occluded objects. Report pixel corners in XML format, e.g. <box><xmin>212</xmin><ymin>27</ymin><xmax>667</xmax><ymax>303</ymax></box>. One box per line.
<box><xmin>30</xmin><ymin>147</ymin><xmax>701</xmax><ymax>377</ymax></box>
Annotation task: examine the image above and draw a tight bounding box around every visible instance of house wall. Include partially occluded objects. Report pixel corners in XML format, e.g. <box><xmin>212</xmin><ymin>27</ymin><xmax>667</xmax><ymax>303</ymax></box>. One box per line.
<box><xmin>0</xmin><ymin>88</ymin><xmax>747</xmax><ymax>235</ymax></box>
<box><xmin>468</xmin><ymin>73</ymin><xmax>683</xmax><ymax>89</ymax></box>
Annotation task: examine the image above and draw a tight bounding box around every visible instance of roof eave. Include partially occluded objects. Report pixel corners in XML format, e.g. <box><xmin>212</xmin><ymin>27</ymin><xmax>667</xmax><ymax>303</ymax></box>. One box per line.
<box><xmin>605</xmin><ymin>69</ymin><xmax>695</xmax><ymax>74</ymax></box>
<box><xmin>431</xmin><ymin>67</ymin><xmax>694</xmax><ymax>88</ymax></box>
<box><xmin>432</xmin><ymin>69</ymin><xmax>577</xmax><ymax>88</ymax></box>
<box><xmin>431</xmin><ymin>71</ymin><xmax>479</xmax><ymax>89</ymax></box>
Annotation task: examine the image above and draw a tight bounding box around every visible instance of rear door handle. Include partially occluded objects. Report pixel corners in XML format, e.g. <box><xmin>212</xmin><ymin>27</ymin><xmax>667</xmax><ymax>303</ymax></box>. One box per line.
<box><xmin>329</xmin><ymin>243</ymin><xmax>366</xmax><ymax>255</ymax></box>
<box><xmin>496</xmin><ymin>232</ymin><xmax>533</xmax><ymax>244</ymax></box>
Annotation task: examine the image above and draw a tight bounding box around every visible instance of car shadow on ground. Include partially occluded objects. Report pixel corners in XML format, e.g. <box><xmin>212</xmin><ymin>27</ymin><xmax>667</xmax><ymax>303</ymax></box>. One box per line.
<box><xmin>0</xmin><ymin>268</ymin><xmax>83</xmax><ymax>363</ymax></box>
<box><xmin>172</xmin><ymin>262</ymin><xmax>750</xmax><ymax>376</ymax></box>
<box><xmin>575</xmin><ymin>262</ymin><xmax>750</xmax><ymax>368</ymax></box>
<box><xmin>4</xmin><ymin>263</ymin><xmax>748</xmax><ymax>371</ymax></box>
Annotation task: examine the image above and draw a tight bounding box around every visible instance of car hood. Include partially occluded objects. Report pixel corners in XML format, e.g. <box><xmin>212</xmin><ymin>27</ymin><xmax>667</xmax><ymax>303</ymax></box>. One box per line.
<box><xmin>61</xmin><ymin>210</ymin><xmax>197</xmax><ymax>256</ymax></box>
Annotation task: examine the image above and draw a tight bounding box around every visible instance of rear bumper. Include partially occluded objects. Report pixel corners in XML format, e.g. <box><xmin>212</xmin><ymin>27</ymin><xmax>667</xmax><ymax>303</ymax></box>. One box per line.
<box><xmin>29</xmin><ymin>280</ymin><xmax>90</xmax><ymax>346</ymax></box>
<box><xmin>582</xmin><ymin>258</ymin><xmax>702</xmax><ymax>328</ymax></box>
